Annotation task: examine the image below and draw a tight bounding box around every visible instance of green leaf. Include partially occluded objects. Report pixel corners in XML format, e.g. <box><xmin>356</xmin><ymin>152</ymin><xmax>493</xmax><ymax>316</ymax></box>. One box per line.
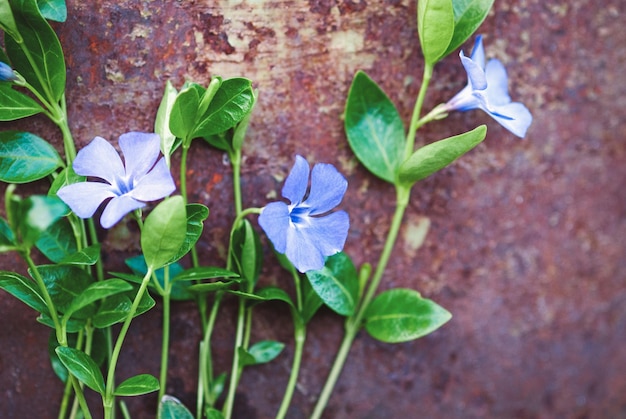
<box><xmin>141</xmin><ymin>196</ymin><xmax>187</xmax><ymax>270</ymax></box>
<box><xmin>187</xmin><ymin>280</ymin><xmax>239</xmax><ymax>293</ymax></box>
<box><xmin>59</xmin><ymin>244</ymin><xmax>101</xmax><ymax>265</ymax></box>
<box><xmin>205</xmin><ymin>407</ymin><xmax>224</xmax><ymax>419</ymax></box>
<box><xmin>417</xmin><ymin>0</ymin><xmax>455</xmax><ymax>64</ymax></box>
<box><xmin>155</xmin><ymin>80</ymin><xmax>178</xmax><ymax>166</ymax></box>
<box><xmin>398</xmin><ymin>125</ymin><xmax>486</xmax><ymax>185</ymax></box>
<box><xmin>246</xmin><ymin>340</ymin><xmax>285</xmax><ymax>365</ymax></box>
<box><xmin>344</xmin><ymin>71</ymin><xmax>405</xmax><ymax>183</ymax></box>
<box><xmin>168</xmin><ymin>84</ymin><xmax>200</xmax><ymax>140</ymax></box>
<box><xmin>55</xmin><ymin>346</ymin><xmax>105</xmax><ymax>394</ymax></box>
<box><xmin>91</xmin><ymin>294</ymin><xmax>132</xmax><ymax>329</ymax></box>
<box><xmin>364</xmin><ymin>288</ymin><xmax>452</xmax><ymax>343</ymax></box>
<box><xmin>231</xmin><ymin>90</ymin><xmax>256</xmax><ymax>151</ymax></box>
<box><xmin>0</xmin><ymin>216</ymin><xmax>17</xmax><ymax>251</ymax></box>
<box><xmin>230</xmin><ymin>219</ymin><xmax>262</xmax><ymax>285</ymax></box>
<box><xmin>165</xmin><ymin>203</ymin><xmax>209</xmax><ymax>265</ymax></box>
<box><xmin>35</xmin><ymin>217</ymin><xmax>77</xmax><ymax>263</ymax></box>
<box><xmin>0</xmin><ymin>270</ymin><xmax>48</xmax><ymax>314</ymax></box>
<box><xmin>0</xmin><ymin>131</ymin><xmax>63</xmax><ymax>183</ymax></box>
<box><xmin>300</xmin><ymin>276</ymin><xmax>323</xmax><ymax>324</ymax></box>
<box><xmin>62</xmin><ymin>279</ymin><xmax>132</xmax><ymax>321</ymax></box>
<box><xmin>193</xmin><ymin>78</ymin><xmax>255</xmax><ymax>137</ymax></box>
<box><xmin>5</xmin><ymin>0</ymin><xmax>66</xmax><ymax>101</ymax></box>
<box><xmin>124</xmin><ymin>255</ymin><xmax>191</xmax><ymax>300</ymax></box>
<box><xmin>0</xmin><ymin>84</ymin><xmax>45</xmax><ymax>121</ymax></box>
<box><xmin>114</xmin><ymin>374</ymin><xmax>160</xmax><ymax>396</ymax></box>
<box><xmin>18</xmin><ymin>195</ymin><xmax>67</xmax><ymax>248</ymax></box>
<box><xmin>173</xmin><ymin>266</ymin><xmax>239</xmax><ymax>282</ymax></box>
<box><xmin>37</xmin><ymin>0</ymin><xmax>67</xmax><ymax>22</ymax></box>
<box><xmin>37</xmin><ymin>264</ymin><xmax>94</xmax><ymax>314</ymax></box>
<box><xmin>48</xmin><ymin>165</ymin><xmax>84</xmax><ymax>197</ymax></box>
<box><xmin>443</xmin><ymin>0</ymin><xmax>494</xmax><ymax>57</ymax></box>
<box><xmin>237</xmin><ymin>347</ymin><xmax>257</xmax><ymax>367</ymax></box>
<box><xmin>0</xmin><ymin>1</ymin><xmax>21</xmax><ymax>41</ymax></box>
<box><xmin>158</xmin><ymin>395</ymin><xmax>194</xmax><ymax>419</ymax></box>
<box><xmin>48</xmin><ymin>331</ymin><xmax>72</xmax><ymax>382</ymax></box>
<box><xmin>38</xmin><ymin>312</ymin><xmax>85</xmax><ymax>332</ymax></box>
<box><xmin>305</xmin><ymin>252</ymin><xmax>359</xmax><ymax>316</ymax></box>
<box><xmin>255</xmin><ymin>286</ymin><xmax>294</xmax><ymax>307</ymax></box>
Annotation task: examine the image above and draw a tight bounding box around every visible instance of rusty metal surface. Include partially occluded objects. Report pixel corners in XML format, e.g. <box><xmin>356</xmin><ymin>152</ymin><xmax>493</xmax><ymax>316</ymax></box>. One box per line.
<box><xmin>1</xmin><ymin>0</ymin><xmax>625</xmax><ymax>418</ymax></box>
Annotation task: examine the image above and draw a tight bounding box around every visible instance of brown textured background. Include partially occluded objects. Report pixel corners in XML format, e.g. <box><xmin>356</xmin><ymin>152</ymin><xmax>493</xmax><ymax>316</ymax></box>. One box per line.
<box><xmin>1</xmin><ymin>0</ymin><xmax>625</xmax><ymax>418</ymax></box>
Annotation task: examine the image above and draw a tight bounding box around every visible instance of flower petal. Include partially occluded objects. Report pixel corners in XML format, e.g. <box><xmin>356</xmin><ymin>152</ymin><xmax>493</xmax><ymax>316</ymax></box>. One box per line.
<box><xmin>100</xmin><ymin>195</ymin><xmax>145</xmax><ymax>229</ymax></box>
<box><xmin>57</xmin><ymin>182</ymin><xmax>116</xmax><ymax>218</ymax></box>
<box><xmin>307</xmin><ymin>210</ymin><xmax>350</xmax><ymax>256</ymax></box>
<box><xmin>469</xmin><ymin>35</ymin><xmax>485</xmax><ymax>69</ymax></box>
<box><xmin>484</xmin><ymin>59</ymin><xmax>512</xmax><ymax>106</ymax></box>
<box><xmin>285</xmin><ymin>225</ymin><xmax>326</xmax><ymax>273</ymax></box>
<box><xmin>281</xmin><ymin>155</ymin><xmax>309</xmax><ymax>204</ymax></box>
<box><xmin>73</xmin><ymin>136</ymin><xmax>125</xmax><ymax>185</ymax></box>
<box><xmin>258</xmin><ymin>201</ymin><xmax>290</xmax><ymax>253</ymax></box>
<box><xmin>487</xmin><ymin>102</ymin><xmax>533</xmax><ymax>138</ymax></box>
<box><xmin>130</xmin><ymin>158</ymin><xmax>176</xmax><ymax>201</ymax></box>
<box><xmin>118</xmin><ymin>132</ymin><xmax>162</xmax><ymax>180</ymax></box>
<box><xmin>460</xmin><ymin>50</ymin><xmax>487</xmax><ymax>91</ymax></box>
<box><xmin>306</xmin><ymin>163</ymin><xmax>347</xmax><ymax>215</ymax></box>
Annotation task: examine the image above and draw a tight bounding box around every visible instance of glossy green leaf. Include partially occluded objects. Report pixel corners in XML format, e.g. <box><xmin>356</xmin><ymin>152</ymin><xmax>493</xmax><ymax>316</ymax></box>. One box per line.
<box><xmin>0</xmin><ymin>217</ymin><xmax>17</xmax><ymax>251</ymax></box>
<box><xmin>114</xmin><ymin>374</ymin><xmax>160</xmax><ymax>396</ymax></box>
<box><xmin>168</xmin><ymin>84</ymin><xmax>200</xmax><ymax>140</ymax></box>
<box><xmin>92</xmin><ymin>294</ymin><xmax>132</xmax><ymax>329</ymax></box>
<box><xmin>205</xmin><ymin>407</ymin><xmax>224</xmax><ymax>419</ymax></box>
<box><xmin>230</xmin><ymin>219</ymin><xmax>263</xmax><ymax>285</ymax></box>
<box><xmin>48</xmin><ymin>331</ymin><xmax>72</xmax><ymax>382</ymax></box>
<box><xmin>237</xmin><ymin>347</ymin><xmax>257</xmax><ymax>367</ymax></box>
<box><xmin>48</xmin><ymin>165</ymin><xmax>84</xmax><ymax>197</ymax></box>
<box><xmin>417</xmin><ymin>0</ymin><xmax>455</xmax><ymax>64</ymax></box>
<box><xmin>0</xmin><ymin>131</ymin><xmax>63</xmax><ymax>183</ymax></box>
<box><xmin>37</xmin><ymin>0</ymin><xmax>67</xmax><ymax>22</ymax></box>
<box><xmin>231</xmin><ymin>90</ymin><xmax>256</xmax><ymax>151</ymax></box>
<box><xmin>38</xmin><ymin>312</ymin><xmax>85</xmax><ymax>332</ymax></box>
<box><xmin>37</xmin><ymin>264</ymin><xmax>94</xmax><ymax>314</ymax></box>
<box><xmin>141</xmin><ymin>196</ymin><xmax>187</xmax><ymax>270</ymax></box>
<box><xmin>158</xmin><ymin>396</ymin><xmax>194</xmax><ymax>419</ymax></box>
<box><xmin>55</xmin><ymin>346</ymin><xmax>105</xmax><ymax>394</ymax></box>
<box><xmin>35</xmin><ymin>217</ymin><xmax>76</xmax><ymax>263</ymax></box>
<box><xmin>364</xmin><ymin>288</ymin><xmax>452</xmax><ymax>343</ymax></box>
<box><xmin>247</xmin><ymin>340</ymin><xmax>285</xmax><ymax>365</ymax></box>
<box><xmin>345</xmin><ymin>71</ymin><xmax>405</xmax><ymax>183</ymax></box>
<box><xmin>443</xmin><ymin>0</ymin><xmax>494</xmax><ymax>57</ymax></box>
<box><xmin>155</xmin><ymin>80</ymin><xmax>178</xmax><ymax>166</ymax></box>
<box><xmin>187</xmin><ymin>280</ymin><xmax>239</xmax><ymax>293</ymax></box>
<box><xmin>0</xmin><ymin>84</ymin><xmax>45</xmax><ymax>121</ymax></box>
<box><xmin>18</xmin><ymin>195</ymin><xmax>67</xmax><ymax>248</ymax></box>
<box><xmin>173</xmin><ymin>266</ymin><xmax>239</xmax><ymax>282</ymax></box>
<box><xmin>59</xmin><ymin>244</ymin><xmax>101</xmax><ymax>265</ymax></box>
<box><xmin>0</xmin><ymin>270</ymin><xmax>48</xmax><ymax>314</ymax></box>
<box><xmin>193</xmin><ymin>78</ymin><xmax>255</xmax><ymax>137</ymax></box>
<box><xmin>305</xmin><ymin>252</ymin><xmax>359</xmax><ymax>316</ymax></box>
<box><xmin>5</xmin><ymin>0</ymin><xmax>66</xmax><ymax>101</ymax></box>
<box><xmin>63</xmin><ymin>279</ymin><xmax>132</xmax><ymax>320</ymax></box>
<box><xmin>124</xmin><ymin>255</ymin><xmax>191</xmax><ymax>300</ymax></box>
<box><xmin>300</xmin><ymin>276</ymin><xmax>323</xmax><ymax>324</ymax></box>
<box><xmin>165</xmin><ymin>203</ymin><xmax>209</xmax><ymax>265</ymax></box>
<box><xmin>0</xmin><ymin>1</ymin><xmax>21</xmax><ymax>41</ymax></box>
<box><xmin>255</xmin><ymin>286</ymin><xmax>295</xmax><ymax>307</ymax></box>
<box><xmin>398</xmin><ymin>125</ymin><xmax>486</xmax><ymax>185</ymax></box>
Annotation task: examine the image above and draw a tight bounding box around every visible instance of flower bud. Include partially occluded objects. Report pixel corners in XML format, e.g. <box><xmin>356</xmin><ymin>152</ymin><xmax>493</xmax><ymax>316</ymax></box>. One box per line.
<box><xmin>0</xmin><ymin>61</ymin><xmax>18</xmax><ymax>82</ymax></box>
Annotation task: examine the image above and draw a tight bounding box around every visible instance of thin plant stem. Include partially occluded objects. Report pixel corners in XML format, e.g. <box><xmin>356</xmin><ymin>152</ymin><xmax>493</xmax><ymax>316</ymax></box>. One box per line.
<box><xmin>158</xmin><ymin>281</ymin><xmax>172</xmax><ymax>400</ymax></box>
<box><xmin>103</xmin><ymin>267</ymin><xmax>154</xmax><ymax>419</ymax></box>
<box><xmin>405</xmin><ymin>63</ymin><xmax>433</xmax><ymax>156</ymax></box>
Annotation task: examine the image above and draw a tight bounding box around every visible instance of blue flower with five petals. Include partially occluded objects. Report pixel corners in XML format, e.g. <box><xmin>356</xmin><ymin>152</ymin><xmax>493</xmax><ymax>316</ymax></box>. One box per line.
<box><xmin>443</xmin><ymin>35</ymin><xmax>532</xmax><ymax>138</ymax></box>
<box><xmin>57</xmin><ymin>132</ymin><xmax>176</xmax><ymax>228</ymax></box>
<box><xmin>259</xmin><ymin>155</ymin><xmax>350</xmax><ymax>273</ymax></box>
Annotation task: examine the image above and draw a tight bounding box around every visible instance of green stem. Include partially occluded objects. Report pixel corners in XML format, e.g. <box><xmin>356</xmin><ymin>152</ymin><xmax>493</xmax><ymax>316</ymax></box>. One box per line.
<box><xmin>310</xmin><ymin>186</ymin><xmax>411</xmax><ymax>419</ymax></box>
<box><xmin>222</xmin><ymin>294</ymin><xmax>246</xmax><ymax>419</ymax></box>
<box><xmin>158</xmin><ymin>289</ymin><xmax>171</xmax><ymax>400</ymax></box>
<box><xmin>405</xmin><ymin>63</ymin><xmax>433</xmax><ymax>156</ymax></box>
<box><xmin>69</xmin><ymin>376</ymin><xmax>92</xmax><ymax>419</ymax></box>
<box><xmin>230</xmin><ymin>148</ymin><xmax>243</xmax><ymax>216</ymax></box>
<box><xmin>103</xmin><ymin>268</ymin><xmax>154</xmax><ymax>419</ymax></box>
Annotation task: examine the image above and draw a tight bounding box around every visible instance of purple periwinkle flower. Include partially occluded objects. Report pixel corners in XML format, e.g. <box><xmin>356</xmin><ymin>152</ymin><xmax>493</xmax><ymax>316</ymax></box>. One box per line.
<box><xmin>443</xmin><ymin>35</ymin><xmax>532</xmax><ymax>138</ymax></box>
<box><xmin>57</xmin><ymin>132</ymin><xmax>176</xmax><ymax>229</ymax></box>
<box><xmin>0</xmin><ymin>62</ymin><xmax>17</xmax><ymax>82</ymax></box>
<box><xmin>259</xmin><ymin>155</ymin><xmax>350</xmax><ymax>273</ymax></box>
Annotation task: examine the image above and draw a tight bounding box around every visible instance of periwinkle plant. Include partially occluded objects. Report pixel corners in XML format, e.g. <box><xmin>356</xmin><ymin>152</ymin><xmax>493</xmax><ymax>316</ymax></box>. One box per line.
<box><xmin>0</xmin><ymin>1</ymin><xmax>532</xmax><ymax>419</ymax></box>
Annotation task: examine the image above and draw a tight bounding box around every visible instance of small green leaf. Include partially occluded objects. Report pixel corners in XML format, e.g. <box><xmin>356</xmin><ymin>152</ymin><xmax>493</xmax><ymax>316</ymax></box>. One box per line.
<box><xmin>0</xmin><ymin>131</ymin><xmax>63</xmax><ymax>183</ymax></box>
<box><xmin>0</xmin><ymin>270</ymin><xmax>48</xmax><ymax>314</ymax></box>
<box><xmin>418</xmin><ymin>0</ymin><xmax>455</xmax><ymax>64</ymax></box>
<box><xmin>165</xmin><ymin>203</ymin><xmax>209</xmax><ymax>265</ymax></box>
<box><xmin>0</xmin><ymin>84</ymin><xmax>45</xmax><ymax>121</ymax></box>
<box><xmin>231</xmin><ymin>90</ymin><xmax>256</xmax><ymax>151</ymax></box>
<box><xmin>37</xmin><ymin>264</ymin><xmax>94</xmax><ymax>314</ymax></box>
<box><xmin>205</xmin><ymin>407</ymin><xmax>224</xmax><ymax>419</ymax></box>
<box><xmin>398</xmin><ymin>125</ymin><xmax>486</xmax><ymax>185</ymax></box>
<box><xmin>124</xmin><ymin>255</ymin><xmax>191</xmax><ymax>300</ymax></box>
<box><xmin>114</xmin><ymin>374</ymin><xmax>160</xmax><ymax>396</ymax></box>
<box><xmin>305</xmin><ymin>252</ymin><xmax>359</xmax><ymax>316</ymax></box>
<box><xmin>155</xmin><ymin>80</ymin><xmax>178</xmax><ymax>166</ymax></box>
<box><xmin>5</xmin><ymin>0</ymin><xmax>66</xmax><ymax>101</ymax></box>
<box><xmin>255</xmin><ymin>286</ymin><xmax>295</xmax><ymax>307</ymax></box>
<box><xmin>18</xmin><ymin>195</ymin><xmax>68</xmax><ymax>248</ymax></box>
<box><xmin>59</xmin><ymin>244</ymin><xmax>101</xmax><ymax>265</ymax></box>
<box><xmin>158</xmin><ymin>395</ymin><xmax>194</xmax><ymax>419</ymax></box>
<box><xmin>48</xmin><ymin>331</ymin><xmax>72</xmax><ymax>382</ymax></box>
<box><xmin>92</xmin><ymin>294</ymin><xmax>132</xmax><ymax>328</ymax></box>
<box><xmin>345</xmin><ymin>71</ymin><xmax>405</xmax><ymax>183</ymax></box>
<box><xmin>364</xmin><ymin>288</ymin><xmax>452</xmax><ymax>343</ymax></box>
<box><xmin>37</xmin><ymin>0</ymin><xmax>67</xmax><ymax>22</ymax></box>
<box><xmin>187</xmin><ymin>280</ymin><xmax>239</xmax><ymax>293</ymax></box>
<box><xmin>0</xmin><ymin>217</ymin><xmax>16</xmax><ymax>251</ymax></box>
<box><xmin>237</xmin><ymin>347</ymin><xmax>257</xmax><ymax>367</ymax></box>
<box><xmin>193</xmin><ymin>78</ymin><xmax>255</xmax><ymax>137</ymax></box>
<box><xmin>35</xmin><ymin>217</ymin><xmax>76</xmax><ymax>263</ymax></box>
<box><xmin>300</xmin><ymin>276</ymin><xmax>323</xmax><ymax>324</ymax></box>
<box><xmin>55</xmin><ymin>346</ymin><xmax>105</xmax><ymax>394</ymax></box>
<box><xmin>173</xmin><ymin>266</ymin><xmax>239</xmax><ymax>282</ymax></box>
<box><xmin>169</xmin><ymin>84</ymin><xmax>200</xmax><ymax>140</ymax></box>
<box><xmin>230</xmin><ymin>219</ymin><xmax>263</xmax><ymax>285</ymax></box>
<box><xmin>63</xmin><ymin>279</ymin><xmax>132</xmax><ymax>321</ymax></box>
<box><xmin>247</xmin><ymin>340</ymin><xmax>285</xmax><ymax>365</ymax></box>
<box><xmin>48</xmin><ymin>165</ymin><xmax>84</xmax><ymax>197</ymax></box>
<box><xmin>443</xmin><ymin>0</ymin><xmax>494</xmax><ymax>57</ymax></box>
<box><xmin>0</xmin><ymin>1</ymin><xmax>21</xmax><ymax>41</ymax></box>
<box><xmin>141</xmin><ymin>196</ymin><xmax>187</xmax><ymax>270</ymax></box>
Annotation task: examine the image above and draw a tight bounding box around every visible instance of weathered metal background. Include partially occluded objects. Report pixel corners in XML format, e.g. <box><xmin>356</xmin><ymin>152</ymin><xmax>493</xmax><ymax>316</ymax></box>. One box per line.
<box><xmin>1</xmin><ymin>0</ymin><xmax>625</xmax><ymax>418</ymax></box>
